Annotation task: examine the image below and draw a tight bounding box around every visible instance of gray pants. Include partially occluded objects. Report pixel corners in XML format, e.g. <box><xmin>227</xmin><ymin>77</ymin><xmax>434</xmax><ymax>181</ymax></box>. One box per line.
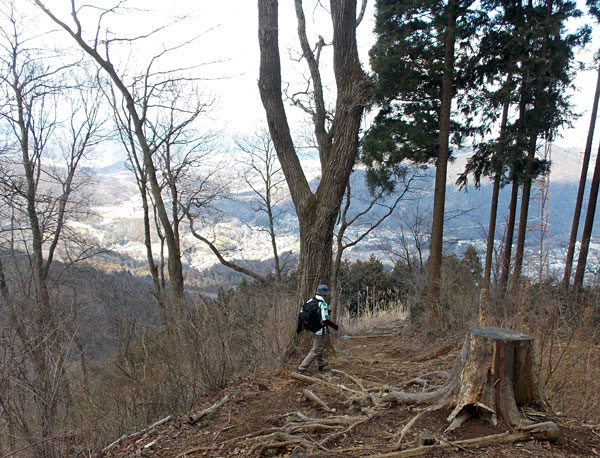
<box><xmin>298</xmin><ymin>334</ymin><xmax>326</xmax><ymax>371</ymax></box>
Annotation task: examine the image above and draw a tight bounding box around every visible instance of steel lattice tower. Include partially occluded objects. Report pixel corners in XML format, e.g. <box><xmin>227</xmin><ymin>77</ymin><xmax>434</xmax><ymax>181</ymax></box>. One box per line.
<box><xmin>528</xmin><ymin>139</ymin><xmax>551</xmax><ymax>282</ymax></box>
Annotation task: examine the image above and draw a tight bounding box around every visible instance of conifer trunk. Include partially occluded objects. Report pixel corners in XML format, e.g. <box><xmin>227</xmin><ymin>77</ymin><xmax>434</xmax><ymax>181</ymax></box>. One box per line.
<box><xmin>573</xmin><ymin>139</ymin><xmax>600</xmax><ymax>291</ymax></box>
<box><xmin>426</xmin><ymin>0</ymin><xmax>457</xmax><ymax>321</ymax></box>
<box><xmin>564</xmin><ymin>60</ymin><xmax>600</xmax><ymax>290</ymax></box>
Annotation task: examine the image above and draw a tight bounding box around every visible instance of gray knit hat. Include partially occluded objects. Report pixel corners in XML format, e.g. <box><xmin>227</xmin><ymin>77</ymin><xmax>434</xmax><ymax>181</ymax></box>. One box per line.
<box><xmin>316</xmin><ymin>284</ymin><xmax>331</xmax><ymax>296</ymax></box>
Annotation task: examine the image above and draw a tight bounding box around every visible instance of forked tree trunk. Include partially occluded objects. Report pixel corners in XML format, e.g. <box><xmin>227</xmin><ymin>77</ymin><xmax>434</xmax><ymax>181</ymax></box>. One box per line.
<box><xmin>258</xmin><ymin>0</ymin><xmax>367</xmax><ymax>303</ymax></box>
<box><xmin>447</xmin><ymin>326</ymin><xmax>550</xmax><ymax>428</ymax></box>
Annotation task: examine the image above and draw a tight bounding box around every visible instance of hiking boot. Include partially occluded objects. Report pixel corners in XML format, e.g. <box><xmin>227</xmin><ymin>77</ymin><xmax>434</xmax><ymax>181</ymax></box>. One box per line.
<box><xmin>296</xmin><ymin>368</ymin><xmax>311</xmax><ymax>376</ymax></box>
<box><xmin>318</xmin><ymin>361</ymin><xmax>329</xmax><ymax>371</ymax></box>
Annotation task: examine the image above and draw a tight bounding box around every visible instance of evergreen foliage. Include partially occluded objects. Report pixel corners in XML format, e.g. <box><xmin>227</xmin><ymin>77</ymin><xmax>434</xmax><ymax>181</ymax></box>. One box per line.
<box><xmin>363</xmin><ymin>0</ymin><xmax>482</xmax><ymax>177</ymax></box>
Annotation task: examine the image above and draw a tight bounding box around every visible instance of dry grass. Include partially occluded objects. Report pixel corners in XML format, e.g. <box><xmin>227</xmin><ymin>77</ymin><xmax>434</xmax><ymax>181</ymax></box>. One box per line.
<box><xmin>337</xmin><ymin>284</ymin><xmax>600</xmax><ymax>425</ymax></box>
<box><xmin>337</xmin><ymin>299</ymin><xmax>409</xmax><ymax>336</ymax></box>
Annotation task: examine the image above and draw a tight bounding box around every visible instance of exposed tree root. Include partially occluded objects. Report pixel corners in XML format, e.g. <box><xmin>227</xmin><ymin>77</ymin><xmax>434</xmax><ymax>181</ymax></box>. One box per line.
<box><xmin>394</xmin><ymin>407</ymin><xmax>435</xmax><ymax>446</ymax></box>
<box><xmin>249</xmin><ymin>431</ymin><xmax>324</xmax><ymax>455</ymax></box>
<box><xmin>381</xmin><ymin>338</ymin><xmax>468</xmax><ymax>407</ymax></box>
<box><xmin>318</xmin><ymin>409</ymin><xmax>381</xmax><ymax>447</ymax></box>
<box><xmin>176</xmin><ymin>327</ymin><xmax>559</xmax><ymax>458</ymax></box>
<box><xmin>290</xmin><ymin>372</ymin><xmax>361</xmax><ymax>395</ymax></box>
<box><xmin>370</xmin><ymin>421</ymin><xmax>561</xmax><ymax>457</ymax></box>
<box><xmin>330</xmin><ymin>368</ymin><xmax>367</xmax><ymax>391</ymax></box>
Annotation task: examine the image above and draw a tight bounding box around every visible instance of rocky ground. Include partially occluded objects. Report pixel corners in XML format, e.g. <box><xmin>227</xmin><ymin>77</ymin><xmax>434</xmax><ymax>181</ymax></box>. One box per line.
<box><xmin>99</xmin><ymin>321</ymin><xmax>600</xmax><ymax>457</ymax></box>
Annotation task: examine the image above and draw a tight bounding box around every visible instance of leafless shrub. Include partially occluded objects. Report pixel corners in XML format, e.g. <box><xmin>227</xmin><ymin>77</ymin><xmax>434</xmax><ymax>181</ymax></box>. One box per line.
<box><xmin>62</xmin><ymin>281</ymin><xmax>298</xmax><ymax>452</ymax></box>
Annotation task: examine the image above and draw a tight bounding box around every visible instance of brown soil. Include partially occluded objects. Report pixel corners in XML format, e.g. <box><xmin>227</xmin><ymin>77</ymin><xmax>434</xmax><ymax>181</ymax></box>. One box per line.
<box><xmin>99</xmin><ymin>322</ymin><xmax>600</xmax><ymax>457</ymax></box>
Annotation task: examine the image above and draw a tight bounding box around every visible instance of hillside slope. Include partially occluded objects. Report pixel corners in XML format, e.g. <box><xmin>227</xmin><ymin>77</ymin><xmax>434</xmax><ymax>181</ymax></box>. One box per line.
<box><xmin>98</xmin><ymin>322</ymin><xmax>599</xmax><ymax>457</ymax></box>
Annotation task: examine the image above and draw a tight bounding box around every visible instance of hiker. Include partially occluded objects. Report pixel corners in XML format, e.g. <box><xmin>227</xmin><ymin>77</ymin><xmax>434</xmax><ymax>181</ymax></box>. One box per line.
<box><xmin>296</xmin><ymin>284</ymin><xmax>339</xmax><ymax>376</ymax></box>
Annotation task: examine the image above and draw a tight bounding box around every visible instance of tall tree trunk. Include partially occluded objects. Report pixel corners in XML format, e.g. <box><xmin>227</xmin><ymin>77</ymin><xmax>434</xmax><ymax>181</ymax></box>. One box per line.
<box><xmin>573</xmin><ymin>139</ymin><xmax>600</xmax><ymax>292</ymax></box>
<box><xmin>563</xmin><ymin>60</ymin><xmax>600</xmax><ymax>290</ymax></box>
<box><xmin>267</xmin><ymin>194</ymin><xmax>281</xmax><ymax>280</ymax></box>
<box><xmin>298</xmin><ymin>207</ymin><xmax>336</xmax><ymax>298</ymax></box>
<box><xmin>480</xmin><ymin>174</ymin><xmax>500</xmax><ymax>324</ymax></box>
<box><xmin>426</xmin><ymin>0</ymin><xmax>457</xmax><ymax>321</ymax></box>
<box><xmin>142</xmin><ymin>184</ymin><xmax>168</xmax><ymax>326</ymax></box>
<box><xmin>480</xmin><ymin>93</ymin><xmax>512</xmax><ymax>320</ymax></box>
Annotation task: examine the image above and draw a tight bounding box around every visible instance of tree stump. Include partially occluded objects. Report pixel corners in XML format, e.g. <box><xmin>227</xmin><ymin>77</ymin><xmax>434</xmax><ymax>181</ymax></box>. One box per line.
<box><xmin>447</xmin><ymin>326</ymin><xmax>550</xmax><ymax>428</ymax></box>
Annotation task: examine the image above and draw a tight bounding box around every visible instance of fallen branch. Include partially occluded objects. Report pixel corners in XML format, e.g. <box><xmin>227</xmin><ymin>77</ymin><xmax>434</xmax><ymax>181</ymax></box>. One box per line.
<box><xmin>371</xmin><ymin>421</ymin><xmax>561</xmax><ymax>457</ymax></box>
<box><xmin>249</xmin><ymin>431</ymin><xmax>325</xmax><ymax>455</ymax></box>
<box><xmin>175</xmin><ymin>427</ymin><xmax>278</xmax><ymax>456</ymax></box>
<box><xmin>289</xmin><ymin>411</ymin><xmax>364</xmax><ymax>425</ymax></box>
<box><xmin>331</xmin><ymin>369</ymin><xmax>380</xmax><ymax>407</ymax></box>
<box><xmin>382</xmin><ymin>389</ymin><xmax>445</xmax><ymax>405</ymax></box>
<box><xmin>342</xmin><ymin>333</ymin><xmax>394</xmax><ymax>339</ymax></box>
<box><xmin>287</xmin><ymin>423</ymin><xmax>342</xmax><ymax>434</ymax></box>
<box><xmin>370</xmin><ymin>371</ymin><xmax>450</xmax><ymax>394</ymax></box>
<box><xmin>319</xmin><ymin>410</ymin><xmax>381</xmax><ymax>447</ymax></box>
<box><xmin>101</xmin><ymin>415</ymin><xmax>173</xmax><ymax>454</ymax></box>
<box><xmin>303</xmin><ymin>389</ymin><xmax>336</xmax><ymax>413</ymax></box>
<box><xmin>188</xmin><ymin>395</ymin><xmax>230</xmax><ymax>425</ymax></box>
<box><xmin>395</xmin><ymin>407</ymin><xmax>434</xmax><ymax>446</ymax></box>
<box><xmin>320</xmin><ymin>445</ymin><xmax>392</xmax><ymax>454</ymax></box>
<box><xmin>330</xmin><ymin>369</ymin><xmax>367</xmax><ymax>391</ymax></box>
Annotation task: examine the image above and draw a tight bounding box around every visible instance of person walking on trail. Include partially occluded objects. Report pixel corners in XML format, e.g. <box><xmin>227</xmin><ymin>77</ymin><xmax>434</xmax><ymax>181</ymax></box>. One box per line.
<box><xmin>296</xmin><ymin>284</ymin><xmax>339</xmax><ymax>376</ymax></box>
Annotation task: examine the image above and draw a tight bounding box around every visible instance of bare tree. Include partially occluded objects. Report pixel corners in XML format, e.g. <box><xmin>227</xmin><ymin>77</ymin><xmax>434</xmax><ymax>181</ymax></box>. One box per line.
<box><xmin>0</xmin><ymin>2</ymin><xmax>104</xmax><ymax>455</ymax></box>
<box><xmin>235</xmin><ymin>128</ymin><xmax>289</xmax><ymax>280</ymax></box>
<box><xmin>108</xmin><ymin>77</ymin><xmax>219</xmax><ymax>326</ymax></box>
<box><xmin>34</xmin><ymin>0</ymin><xmax>195</xmax><ymax>318</ymax></box>
<box><xmin>330</xmin><ymin>167</ymin><xmax>422</xmax><ymax>309</ymax></box>
<box><xmin>258</xmin><ymin>0</ymin><xmax>368</xmax><ymax>300</ymax></box>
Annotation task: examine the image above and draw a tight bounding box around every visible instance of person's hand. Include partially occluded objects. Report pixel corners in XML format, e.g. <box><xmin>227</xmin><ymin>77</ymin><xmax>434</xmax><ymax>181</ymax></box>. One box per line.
<box><xmin>296</xmin><ymin>327</ymin><xmax>302</xmax><ymax>335</ymax></box>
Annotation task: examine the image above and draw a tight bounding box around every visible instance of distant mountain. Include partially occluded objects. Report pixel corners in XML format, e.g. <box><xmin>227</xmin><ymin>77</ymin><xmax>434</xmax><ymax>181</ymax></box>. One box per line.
<box><xmin>74</xmin><ymin>145</ymin><xmax>599</xmax><ymax>280</ymax></box>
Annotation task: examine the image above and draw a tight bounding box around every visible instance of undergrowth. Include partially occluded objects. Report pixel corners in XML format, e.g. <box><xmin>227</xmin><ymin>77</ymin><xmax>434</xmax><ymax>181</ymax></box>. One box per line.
<box><xmin>9</xmin><ymin>269</ymin><xmax>597</xmax><ymax>456</ymax></box>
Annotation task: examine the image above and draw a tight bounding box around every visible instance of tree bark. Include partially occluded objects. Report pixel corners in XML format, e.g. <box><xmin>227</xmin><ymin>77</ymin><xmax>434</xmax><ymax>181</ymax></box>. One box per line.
<box><xmin>566</xmin><ymin>60</ymin><xmax>600</xmax><ymax>291</ymax></box>
<box><xmin>258</xmin><ymin>0</ymin><xmax>367</xmax><ymax>300</ymax></box>
<box><xmin>426</xmin><ymin>0</ymin><xmax>457</xmax><ymax>322</ymax></box>
<box><xmin>573</xmin><ymin>138</ymin><xmax>600</xmax><ymax>291</ymax></box>
<box><xmin>447</xmin><ymin>326</ymin><xmax>550</xmax><ymax>427</ymax></box>
<box><xmin>563</xmin><ymin>60</ymin><xmax>600</xmax><ymax>291</ymax></box>
<box><xmin>512</xmin><ymin>0</ymin><xmax>552</xmax><ymax>288</ymax></box>
<box><xmin>480</xmin><ymin>174</ymin><xmax>500</xmax><ymax>324</ymax></box>
<box><xmin>480</xmin><ymin>91</ymin><xmax>512</xmax><ymax>320</ymax></box>
<box><xmin>383</xmin><ymin>326</ymin><xmax>550</xmax><ymax>430</ymax></box>
<box><xmin>512</xmin><ymin>133</ymin><xmax>538</xmax><ymax>285</ymax></box>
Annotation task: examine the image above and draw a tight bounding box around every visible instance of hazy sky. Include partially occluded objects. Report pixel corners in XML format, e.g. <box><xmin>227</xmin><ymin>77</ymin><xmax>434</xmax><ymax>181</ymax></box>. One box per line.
<box><xmin>148</xmin><ymin>0</ymin><xmax>600</xmax><ymax>151</ymax></box>
<box><xmin>29</xmin><ymin>0</ymin><xmax>600</xmax><ymax>153</ymax></box>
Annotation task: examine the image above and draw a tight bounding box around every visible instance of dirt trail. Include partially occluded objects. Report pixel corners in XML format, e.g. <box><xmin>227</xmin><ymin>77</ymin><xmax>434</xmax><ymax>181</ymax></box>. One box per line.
<box><xmin>100</xmin><ymin>322</ymin><xmax>600</xmax><ymax>457</ymax></box>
